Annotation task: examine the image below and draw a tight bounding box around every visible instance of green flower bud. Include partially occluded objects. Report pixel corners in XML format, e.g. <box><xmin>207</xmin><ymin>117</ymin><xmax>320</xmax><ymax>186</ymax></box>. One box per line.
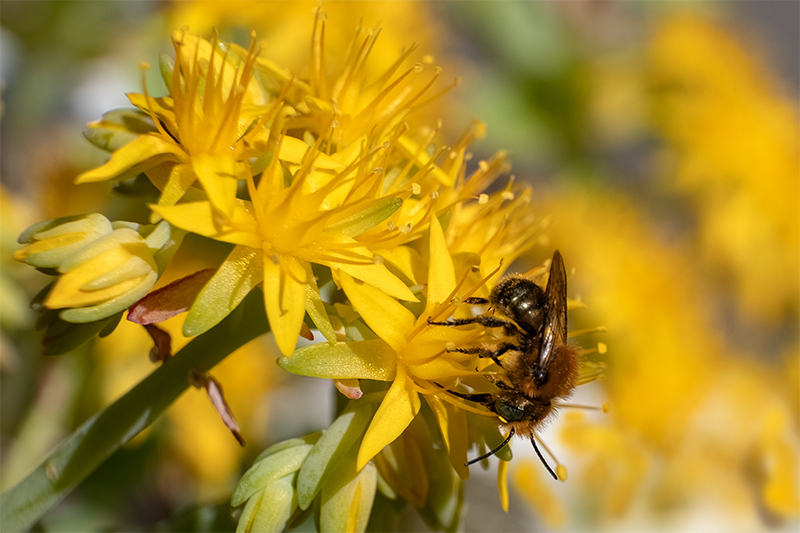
<box><xmin>16</xmin><ymin>216</ymin><xmax>182</xmax><ymax>324</ymax></box>
<box><xmin>15</xmin><ymin>213</ymin><xmax>113</xmax><ymax>269</ymax></box>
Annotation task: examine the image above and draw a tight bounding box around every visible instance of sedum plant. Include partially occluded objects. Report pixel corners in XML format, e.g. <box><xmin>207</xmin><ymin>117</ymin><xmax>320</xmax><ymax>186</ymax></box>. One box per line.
<box><xmin>4</xmin><ymin>11</ymin><xmax>604</xmax><ymax>533</ymax></box>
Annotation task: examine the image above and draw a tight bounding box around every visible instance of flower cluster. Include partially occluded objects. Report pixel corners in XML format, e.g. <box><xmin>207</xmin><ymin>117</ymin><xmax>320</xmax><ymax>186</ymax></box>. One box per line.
<box><xmin>13</xmin><ymin>12</ymin><xmax>602</xmax><ymax>532</ymax></box>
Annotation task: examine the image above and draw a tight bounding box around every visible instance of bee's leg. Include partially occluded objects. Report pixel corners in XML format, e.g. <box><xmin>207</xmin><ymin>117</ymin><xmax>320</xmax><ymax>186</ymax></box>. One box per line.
<box><xmin>462</xmin><ymin>297</ymin><xmax>490</xmax><ymax>305</ymax></box>
<box><xmin>431</xmin><ymin>382</ymin><xmax>494</xmax><ymax>406</ymax></box>
<box><xmin>493</xmin><ymin>380</ymin><xmax>514</xmax><ymax>391</ymax></box>
<box><xmin>446</xmin><ymin>390</ymin><xmax>495</xmax><ymax>406</ymax></box>
<box><xmin>449</xmin><ymin>342</ymin><xmax>523</xmax><ymax>367</ymax></box>
<box><xmin>427</xmin><ymin>316</ymin><xmax>521</xmax><ymax>337</ymax></box>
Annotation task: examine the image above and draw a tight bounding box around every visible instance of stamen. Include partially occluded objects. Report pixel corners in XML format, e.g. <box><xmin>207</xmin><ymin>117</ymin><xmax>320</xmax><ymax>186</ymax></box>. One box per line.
<box><xmin>556</xmin><ymin>402</ymin><xmax>606</xmax><ymax>411</ymax></box>
<box><xmin>568</xmin><ymin>326</ymin><xmax>608</xmax><ymax>338</ymax></box>
<box><xmin>576</xmin><ymin>361</ymin><xmax>606</xmax><ymax>386</ymax></box>
<box><xmin>138</xmin><ymin>63</ymin><xmax>173</xmax><ymax>142</ymax></box>
<box><xmin>310</xmin><ymin>7</ymin><xmax>328</xmax><ymax>99</ymax></box>
<box><xmin>408</xmin><ymin>75</ymin><xmax>461</xmax><ymax>115</ymax></box>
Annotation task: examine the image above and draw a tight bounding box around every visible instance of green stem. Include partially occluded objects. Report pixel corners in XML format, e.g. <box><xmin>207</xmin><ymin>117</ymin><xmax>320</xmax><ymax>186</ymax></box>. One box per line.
<box><xmin>0</xmin><ymin>290</ymin><xmax>268</xmax><ymax>532</ymax></box>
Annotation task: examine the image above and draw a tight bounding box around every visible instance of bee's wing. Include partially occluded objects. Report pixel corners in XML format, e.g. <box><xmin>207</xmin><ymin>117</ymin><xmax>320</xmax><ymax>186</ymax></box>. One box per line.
<box><xmin>536</xmin><ymin>250</ymin><xmax>568</xmax><ymax>371</ymax></box>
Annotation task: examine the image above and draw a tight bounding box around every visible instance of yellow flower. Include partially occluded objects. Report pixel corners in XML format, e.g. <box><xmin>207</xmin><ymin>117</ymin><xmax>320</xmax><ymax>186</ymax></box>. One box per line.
<box><xmin>279</xmin><ymin>216</ymin><xmax>485</xmax><ymax>473</ymax></box>
<box><xmin>153</xmin><ymin>132</ymin><xmax>417</xmax><ymax>355</ymax></box>
<box><xmin>77</xmin><ymin>32</ymin><xmax>270</xmax><ymax>215</ymax></box>
<box><xmin>255</xmin><ymin>10</ymin><xmax>460</xmax><ymax>187</ymax></box>
<box><xmin>169</xmin><ymin>1</ymin><xmax>450</xmax><ymax>120</ymax></box>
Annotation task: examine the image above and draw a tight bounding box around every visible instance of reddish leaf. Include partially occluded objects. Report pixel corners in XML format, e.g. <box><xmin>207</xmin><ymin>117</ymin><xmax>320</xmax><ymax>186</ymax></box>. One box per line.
<box><xmin>127</xmin><ymin>268</ymin><xmax>216</xmax><ymax>324</ymax></box>
<box><xmin>189</xmin><ymin>372</ymin><xmax>245</xmax><ymax>447</ymax></box>
<box><xmin>144</xmin><ymin>324</ymin><xmax>172</xmax><ymax>362</ymax></box>
<box><xmin>299</xmin><ymin>322</ymin><xmax>315</xmax><ymax>341</ymax></box>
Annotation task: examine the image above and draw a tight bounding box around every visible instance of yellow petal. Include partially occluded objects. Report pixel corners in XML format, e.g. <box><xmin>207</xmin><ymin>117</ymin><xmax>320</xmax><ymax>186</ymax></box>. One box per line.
<box><xmin>263</xmin><ymin>255</ymin><xmax>308</xmax><ymax>356</ymax></box>
<box><xmin>158</xmin><ymin>163</ymin><xmax>197</xmax><ymax>208</ymax></box>
<box><xmin>75</xmin><ymin>134</ymin><xmax>185</xmax><ymax>183</ymax></box>
<box><xmin>192</xmin><ymin>153</ymin><xmax>239</xmax><ymax>219</ymax></box>
<box><xmin>278</xmin><ymin>135</ymin><xmax>344</xmax><ymax>170</ymax></box>
<box><xmin>127</xmin><ymin>93</ymin><xmax>178</xmax><ymax>135</ymax></box>
<box><xmin>329</xmin><ymin>255</ymin><xmax>417</xmax><ymax>302</ymax></box>
<box><xmin>357</xmin><ymin>365</ymin><xmax>420</xmax><ymax>470</ymax></box>
<box><xmin>151</xmin><ymin>201</ymin><xmax>260</xmax><ymax>248</ymax></box>
<box><xmin>339</xmin><ymin>272</ymin><xmax>414</xmax><ymax>352</ymax></box>
<box><xmin>373</xmin><ymin>246</ymin><xmax>425</xmax><ymax>286</ymax></box>
<box><xmin>425</xmin><ymin>216</ymin><xmax>456</xmax><ymax>316</ymax></box>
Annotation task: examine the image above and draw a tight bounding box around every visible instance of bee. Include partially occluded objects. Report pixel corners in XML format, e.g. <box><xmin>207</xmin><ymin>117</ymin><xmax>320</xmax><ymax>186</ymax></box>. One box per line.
<box><xmin>428</xmin><ymin>250</ymin><xmax>578</xmax><ymax>480</ymax></box>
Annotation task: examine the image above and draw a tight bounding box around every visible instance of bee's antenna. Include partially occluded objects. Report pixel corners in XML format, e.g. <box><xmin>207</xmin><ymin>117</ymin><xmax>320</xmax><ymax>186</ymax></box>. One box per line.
<box><xmin>530</xmin><ymin>436</ymin><xmax>558</xmax><ymax>481</ymax></box>
<box><xmin>465</xmin><ymin>428</ymin><xmax>515</xmax><ymax>466</ymax></box>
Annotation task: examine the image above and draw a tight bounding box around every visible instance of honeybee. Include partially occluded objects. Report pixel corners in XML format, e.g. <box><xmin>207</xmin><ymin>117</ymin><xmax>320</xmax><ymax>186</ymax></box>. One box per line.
<box><xmin>428</xmin><ymin>250</ymin><xmax>578</xmax><ymax>480</ymax></box>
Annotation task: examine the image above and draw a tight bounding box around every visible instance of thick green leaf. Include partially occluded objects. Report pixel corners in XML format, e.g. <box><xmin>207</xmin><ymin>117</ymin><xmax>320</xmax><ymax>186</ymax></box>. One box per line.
<box><xmin>231</xmin><ymin>444</ymin><xmax>312</xmax><ymax>507</ymax></box>
<box><xmin>277</xmin><ymin>339</ymin><xmax>397</xmax><ymax>381</ymax></box>
<box><xmin>297</xmin><ymin>405</ymin><xmax>375</xmax><ymax>510</ymax></box>
<box><xmin>41</xmin><ymin>313</ymin><xmax>122</xmax><ymax>355</ymax></box>
<box><xmin>83</xmin><ymin>108</ymin><xmax>157</xmax><ymax>152</ymax></box>
<box><xmin>0</xmin><ymin>290</ymin><xmax>268</xmax><ymax>532</ymax></box>
<box><xmin>323</xmin><ymin>197</ymin><xmax>403</xmax><ymax>237</ymax></box>
<box><xmin>184</xmin><ymin>245</ymin><xmax>263</xmax><ymax>337</ymax></box>
<box><xmin>253</xmin><ymin>433</ymin><xmax>321</xmax><ymax>463</ymax></box>
<box><xmin>303</xmin><ymin>262</ymin><xmax>336</xmax><ymax>343</ymax></box>
<box><xmin>153</xmin><ymin>503</ymin><xmax>237</xmax><ymax>532</ymax></box>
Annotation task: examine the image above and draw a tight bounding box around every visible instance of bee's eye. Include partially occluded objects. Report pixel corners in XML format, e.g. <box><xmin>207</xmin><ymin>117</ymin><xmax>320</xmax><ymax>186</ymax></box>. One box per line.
<box><xmin>534</xmin><ymin>369</ymin><xmax>548</xmax><ymax>386</ymax></box>
<box><xmin>496</xmin><ymin>401</ymin><xmax>525</xmax><ymax>421</ymax></box>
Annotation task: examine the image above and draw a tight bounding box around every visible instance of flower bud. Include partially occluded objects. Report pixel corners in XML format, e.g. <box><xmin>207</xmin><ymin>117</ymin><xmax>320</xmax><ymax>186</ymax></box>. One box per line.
<box><xmin>45</xmin><ymin>227</ymin><xmax>159</xmax><ymax>323</ymax></box>
<box><xmin>14</xmin><ymin>213</ymin><xmax>113</xmax><ymax>269</ymax></box>
<box><xmin>15</xmin><ymin>215</ymin><xmax>179</xmax><ymax>324</ymax></box>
